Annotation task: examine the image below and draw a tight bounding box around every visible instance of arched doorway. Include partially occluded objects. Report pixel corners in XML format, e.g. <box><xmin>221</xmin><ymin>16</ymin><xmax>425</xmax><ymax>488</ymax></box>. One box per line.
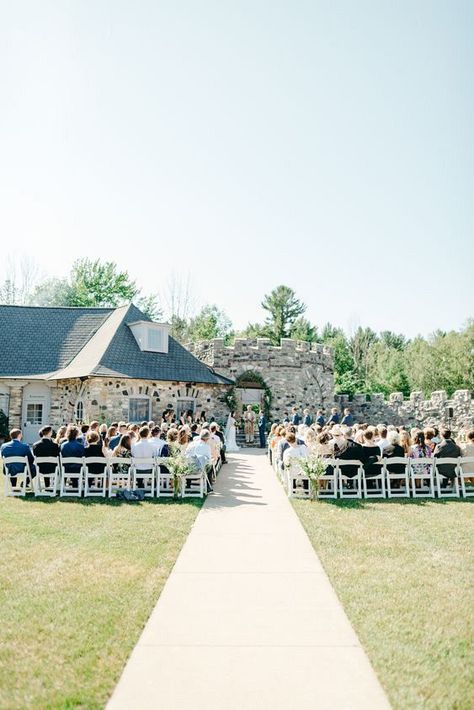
<box><xmin>229</xmin><ymin>371</ymin><xmax>272</xmax><ymax>419</ymax></box>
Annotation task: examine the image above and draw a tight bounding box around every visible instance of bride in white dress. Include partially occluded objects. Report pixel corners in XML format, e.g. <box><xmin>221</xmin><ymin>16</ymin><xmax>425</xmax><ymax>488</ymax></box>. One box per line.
<box><xmin>225</xmin><ymin>412</ymin><xmax>240</xmax><ymax>452</ymax></box>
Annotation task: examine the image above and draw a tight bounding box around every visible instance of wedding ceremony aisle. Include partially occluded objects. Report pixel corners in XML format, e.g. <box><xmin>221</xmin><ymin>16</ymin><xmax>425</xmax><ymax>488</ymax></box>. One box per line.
<box><xmin>107</xmin><ymin>451</ymin><xmax>389</xmax><ymax>709</ymax></box>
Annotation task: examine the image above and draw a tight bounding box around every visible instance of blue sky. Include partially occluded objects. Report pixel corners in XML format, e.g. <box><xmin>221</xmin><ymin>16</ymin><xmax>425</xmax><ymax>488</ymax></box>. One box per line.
<box><xmin>1</xmin><ymin>1</ymin><xmax>473</xmax><ymax>337</ymax></box>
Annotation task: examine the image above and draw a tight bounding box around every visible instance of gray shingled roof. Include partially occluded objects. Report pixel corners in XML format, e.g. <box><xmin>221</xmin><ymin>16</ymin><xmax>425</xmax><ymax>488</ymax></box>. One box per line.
<box><xmin>0</xmin><ymin>304</ymin><xmax>232</xmax><ymax>386</ymax></box>
<box><xmin>0</xmin><ymin>305</ymin><xmax>113</xmax><ymax>377</ymax></box>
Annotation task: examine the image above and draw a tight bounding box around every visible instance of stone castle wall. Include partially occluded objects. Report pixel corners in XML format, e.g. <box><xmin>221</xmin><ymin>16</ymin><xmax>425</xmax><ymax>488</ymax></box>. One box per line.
<box><xmin>334</xmin><ymin>390</ymin><xmax>474</xmax><ymax>430</ymax></box>
<box><xmin>190</xmin><ymin>338</ymin><xmax>334</xmax><ymax>417</ymax></box>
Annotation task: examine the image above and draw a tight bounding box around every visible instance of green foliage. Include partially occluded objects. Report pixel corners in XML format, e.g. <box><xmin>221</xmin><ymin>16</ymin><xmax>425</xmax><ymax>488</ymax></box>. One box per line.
<box><xmin>136</xmin><ymin>293</ymin><xmax>163</xmax><ymax>321</ymax></box>
<box><xmin>261</xmin><ymin>285</ymin><xmax>306</xmax><ymax>343</ymax></box>
<box><xmin>66</xmin><ymin>259</ymin><xmax>138</xmax><ymax>307</ymax></box>
<box><xmin>225</xmin><ymin>371</ymin><xmax>272</xmax><ymax>419</ymax></box>
<box><xmin>290</xmin><ymin>317</ymin><xmax>318</xmax><ymax>343</ymax></box>
<box><xmin>187</xmin><ymin>305</ymin><xmax>233</xmax><ymax>343</ymax></box>
<box><xmin>28</xmin><ymin>278</ymin><xmax>71</xmax><ymax>306</ymax></box>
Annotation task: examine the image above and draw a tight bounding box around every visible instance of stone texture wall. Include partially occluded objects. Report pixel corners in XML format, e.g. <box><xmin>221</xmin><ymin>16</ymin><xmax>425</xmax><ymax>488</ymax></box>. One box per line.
<box><xmin>5</xmin><ymin>377</ymin><xmax>230</xmax><ymax>428</ymax></box>
<box><xmin>190</xmin><ymin>338</ymin><xmax>334</xmax><ymax>418</ymax></box>
<box><xmin>334</xmin><ymin>390</ymin><xmax>474</xmax><ymax>429</ymax></box>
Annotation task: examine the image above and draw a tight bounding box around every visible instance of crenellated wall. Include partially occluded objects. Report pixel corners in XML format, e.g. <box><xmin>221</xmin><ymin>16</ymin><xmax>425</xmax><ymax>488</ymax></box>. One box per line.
<box><xmin>334</xmin><ymin>390</ymin><xmax>474</xmax><ymax>429</ymax></box>
<box><xmin>190</xmin><ymin>338</ymin><xmax>334</xmax><ymax>416</ymax></box>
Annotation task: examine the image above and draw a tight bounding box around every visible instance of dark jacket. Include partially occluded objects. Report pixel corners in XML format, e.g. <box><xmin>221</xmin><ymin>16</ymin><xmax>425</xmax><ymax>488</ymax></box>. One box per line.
<box><xmin>32</xmin><ymin>438</ymin><xmax>60</xmax><ymax>474</ymax></box>
<box><xmin>303</xmin><ymin>414</ymin><xmax>313</xmax><ymax>426</ymax></box>
<box><xmin>434</xmin><ymin>439</ymin><xmax>461</xmax><ymax>478</ymax></box>
<box><xmin>360</xmin><ymin>444</ymin><xmax>382</xmax><ymax>477</ymax></box>
<box><xmin>383</xmin><ymin>444</ymin><xmax>406</xmax><ymax>474</ymax></box>
<box><xmin>1</xmin><ymin>439</ymin><xmax>36</xmax><ymax>476</ymax></box>
<box><xmin>291</xmin><ymin>413</ymin><xmax>302</xmax><ymax>425</ymax></box>
<box><xmin>61</xmin><ymin>439</ymin><xmax>86</xmax><ymax>473</ymax></box>
<box><xmin>258</xmin><ymin>414</ymin><xmax>267</xmax><ymax>430</ymax></box>
<box><xmin>341</xmin><ymin>414</ymin><xmax>354</xmax><ymax>426</ymax></box>
<box><xmin>335</xmin><ymin>439</ymin><xmax>364</xmax><ymax>477</ymax></box>
<box><xmin>327</xmin><ymin>413</ymin><xmax>340</xmax><ymax>425</ymax></box>
<box><xmin>108</xmin><ymin>434</ymin><xmax>121</xmax><ymax>451</ymax></box>
<box><xmin>316</xmin><ymin>415</ymin><xmax>325</xmax><ymax>427</ymax></box>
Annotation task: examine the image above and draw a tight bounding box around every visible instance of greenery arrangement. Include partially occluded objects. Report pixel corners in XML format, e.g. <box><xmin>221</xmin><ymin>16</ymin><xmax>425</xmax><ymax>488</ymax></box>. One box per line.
<box><xmin>224</xmin><ymin>371</ymin><xmax>272</xmax><ymax>419</ymax></box>
<box><xmin>293</xmin><ymin>454</ymin><xmax>328</xmax><ymax>500</ymax></box>
<box><xmin>158</xmin><ymin>447</ymin><xmax>197</xmax><ymax>498</ymax></box>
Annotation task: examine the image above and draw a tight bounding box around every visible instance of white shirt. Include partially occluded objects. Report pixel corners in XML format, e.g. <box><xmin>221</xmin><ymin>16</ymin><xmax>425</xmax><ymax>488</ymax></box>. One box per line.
<box><xmin>131</xmin><ymin>438</ymin><xmax>156</xmax><ymax>470</ymax></box>
<box><xmin>186</xmin><ymin>439</ymin><xmax>212</xmax><ymax>466</ymax></box>
<box><xmin>283</xmin><ymin>444</ymin><xmax>308</xmax><ymax>468</ymax></box>
<box><xmin>150</xmin><ymin>436</ymin><xmax>165</xmax><ymax>456</ymax></box>
<box><xmin>378</xmin><ymin>438</ymin><xmax>389</xmax><ymax>454</ymax></box>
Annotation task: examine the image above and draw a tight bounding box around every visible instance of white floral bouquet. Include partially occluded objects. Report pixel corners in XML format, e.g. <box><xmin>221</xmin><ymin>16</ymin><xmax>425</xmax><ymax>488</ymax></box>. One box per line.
<box><xmin>296</xmin><ymin>454</ymin><xmax>328</xmax><ymax>500</ymax></box>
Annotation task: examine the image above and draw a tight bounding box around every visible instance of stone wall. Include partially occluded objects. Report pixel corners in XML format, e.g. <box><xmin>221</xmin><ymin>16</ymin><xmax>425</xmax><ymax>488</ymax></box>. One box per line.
<box><xmin>334</xmin><ymin>390</ymin><xmax>474</xmax><ymax>430</ymax></box>
<box><xmin>190</xmin><ymin>338</ymin><xmax>334</xmax><ymax>418</ymax></box>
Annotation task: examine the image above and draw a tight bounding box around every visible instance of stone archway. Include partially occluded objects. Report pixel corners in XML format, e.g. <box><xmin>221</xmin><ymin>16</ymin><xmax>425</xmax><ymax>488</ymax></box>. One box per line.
<box><xmin>227</xmin><ymin>370</ymin><xmax>272</xmax><ymax>420</ymax></box>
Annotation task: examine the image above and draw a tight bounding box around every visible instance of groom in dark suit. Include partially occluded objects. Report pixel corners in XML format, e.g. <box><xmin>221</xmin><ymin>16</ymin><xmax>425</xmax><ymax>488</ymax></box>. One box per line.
<box><xmin>258</xmin><ymin>409</ymin><xmax>267</xmax><ymax>448</ymax></box>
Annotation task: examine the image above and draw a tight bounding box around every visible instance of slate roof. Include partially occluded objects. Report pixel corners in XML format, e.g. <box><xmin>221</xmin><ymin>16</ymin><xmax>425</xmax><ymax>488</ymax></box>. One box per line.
<box><xmin>0</xmin><ymin>304</ymin><xmax>233</xmax><ymax>386</ymax></box>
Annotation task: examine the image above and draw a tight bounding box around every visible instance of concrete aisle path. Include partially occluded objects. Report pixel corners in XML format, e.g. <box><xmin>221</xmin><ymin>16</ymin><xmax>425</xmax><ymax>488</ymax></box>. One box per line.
<box><xmin>108</xmin><ymin>451</ymin><xmax>390</xmax><ymax>710</ymax></box>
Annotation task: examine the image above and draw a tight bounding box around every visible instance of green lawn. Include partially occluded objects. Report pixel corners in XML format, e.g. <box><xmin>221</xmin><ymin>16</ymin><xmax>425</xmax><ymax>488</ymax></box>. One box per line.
<box><xmin>0</xmin><ymin>480</ymin><xmax>202</xmax><ymax>709</ymax></box>
<box><xmin>293</xmin><ymin>497</ymin><xmax>474</xmax><ymax>710</ymax></box>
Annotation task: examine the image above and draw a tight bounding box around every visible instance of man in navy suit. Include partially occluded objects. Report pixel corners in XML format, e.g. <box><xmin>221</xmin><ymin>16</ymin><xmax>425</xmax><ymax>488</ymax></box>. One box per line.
<box><xmin>258</xmin><ymin>409</ymin><xmax>267</xmax><ymax>448</ymax></box>
<box><xmin>1</xmin><ymin>428</ymin><xmax>36</xmax><ymax>487</ymax></box>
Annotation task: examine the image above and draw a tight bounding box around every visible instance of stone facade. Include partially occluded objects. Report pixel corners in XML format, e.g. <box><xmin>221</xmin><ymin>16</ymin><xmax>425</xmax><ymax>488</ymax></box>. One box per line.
<box><xmin>3</xmin><ymin>377</ymin><xmax>230</xmax><ymax>432</ymax></box>
<box><xmin>190</xmin><ymin>338</ymin><xmax>334</xmax><ymax>417</ymax></box>
<box><xmin>335</xmin><ymin>390</ymin><xmax>474</xmax><ymax>430</ymax></box>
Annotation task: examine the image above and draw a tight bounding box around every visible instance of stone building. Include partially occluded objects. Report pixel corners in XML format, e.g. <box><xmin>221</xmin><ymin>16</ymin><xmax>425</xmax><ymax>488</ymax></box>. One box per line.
<box><xmin>190</xmin><ymin>337</ymin><xmax>334</xmax><ymax>418</ymax></box>
<box><xmin>0</xmin><ymin>304</ymin><xmax>232</xmax><ymax>443</ymax></box>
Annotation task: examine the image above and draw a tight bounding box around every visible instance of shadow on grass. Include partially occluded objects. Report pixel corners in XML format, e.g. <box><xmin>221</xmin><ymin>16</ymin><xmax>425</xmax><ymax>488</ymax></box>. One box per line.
<box><xmin>298</xmin><ymin>497</ymin><xmax>474</xmax><ymax>509</ymax></box>
<box><xmin>15</xmin><ymin>495</ymin><xmax>204</xmax><ymax>508</ymax></box>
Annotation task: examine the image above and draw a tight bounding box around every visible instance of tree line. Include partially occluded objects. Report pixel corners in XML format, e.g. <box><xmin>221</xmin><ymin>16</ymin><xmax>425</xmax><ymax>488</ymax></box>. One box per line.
<box><xmin>1</xmin><ymin>260</ymin><xmax>472</xmax><ymax>398</ymax></box>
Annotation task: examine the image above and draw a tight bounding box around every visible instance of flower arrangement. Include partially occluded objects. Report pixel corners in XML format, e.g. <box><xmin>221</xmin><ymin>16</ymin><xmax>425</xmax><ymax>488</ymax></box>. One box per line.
<box><xmin>158</xmin><ymin>446</ymin><xmax>196</xmax><ymax>498</ymax></box>
<box><xmin>295</xmin><ymin>454</ymin><xmax>328</xmax><ymax>500</ymax></box>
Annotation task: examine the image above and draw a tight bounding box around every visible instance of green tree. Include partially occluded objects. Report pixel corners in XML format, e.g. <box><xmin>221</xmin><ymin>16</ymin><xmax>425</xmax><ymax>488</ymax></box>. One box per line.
<box><xmin>187</xmin><ymin>305</ymin><xmax>233</xmax><ymax>342</ymax></box>
<box><xmin>366</xmin><ymin>342</ymin><xmax>410</xmax><ymax>395</ymax></box>
<box><xmin>290</xmin><ymin>317</ymin><xmax>317</xmax><ymax>343</ymax></box>
<box><xmin>66</xmin><ymin>259</ymin><xmax>138</xmax><ymax>307</ymax></box>
<box><xmin>28</xmin><ymin>278</ymin><xmax>71</xmax><ymax>306</ymax></box>
<box><xmin>261</xmin><ymin>285</ymin><xmax>306</xmax><ymax>343</ymax></box>
<box><xmin>350</xmin><ymin>327</ymin><xmax>378</xmax><ymax>389</ymax></box>
<box><xmin>136</xmin><ymin>293</ymin><xmax>163</xmax><ymax>321</ymax></box>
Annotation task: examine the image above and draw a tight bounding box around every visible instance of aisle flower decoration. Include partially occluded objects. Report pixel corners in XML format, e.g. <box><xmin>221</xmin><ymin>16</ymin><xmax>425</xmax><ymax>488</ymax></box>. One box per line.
<box><xmin>296</xmin><ymin>454</ymin><xmax>328</xmax><ymax>500</ymax></box>
<box><xmin>158</xmin><ymin>446</ymin><xmax>196</xmax><ymax>498</ymax></box>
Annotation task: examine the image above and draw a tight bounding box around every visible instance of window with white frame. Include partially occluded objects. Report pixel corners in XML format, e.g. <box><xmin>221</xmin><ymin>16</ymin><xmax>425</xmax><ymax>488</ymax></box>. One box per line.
<box><xmin>129</xmin><ymin>396</ymin><xmax>150</xmax><ymax>422</ymax></box>
<box><xmin>128</xmin><ymin>321</ymin><xmax>169</xmax><ymax>353</ymax></box>
<box><xmin>0</xmin><ymin>393</ymin><xmax>10</xmax><ymax>417</ymax></box>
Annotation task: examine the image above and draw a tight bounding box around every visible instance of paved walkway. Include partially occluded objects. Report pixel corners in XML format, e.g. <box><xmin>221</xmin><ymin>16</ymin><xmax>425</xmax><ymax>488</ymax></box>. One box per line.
<box><xmin>108</xmin><ymin>451</ymin><xmax>390</xmax><ymax>709</ymax></box>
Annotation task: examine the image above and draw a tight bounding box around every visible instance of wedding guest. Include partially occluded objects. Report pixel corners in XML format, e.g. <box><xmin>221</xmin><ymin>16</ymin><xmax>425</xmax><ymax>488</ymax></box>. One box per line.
<box><xmin>150</xmin><ymin>426</ymin><xmax>166</xmax><ymax>456</ymax></box>
<box><xmin>1</xmin><ymin>428</ymin><xmax>36</xmax><ymax>487</ymax></box>
<box><xmin>90</xmin><ymin>421</ymin><xmax>100</xmax><ymax>434</ymax></box>
<box><xmin>55</xmin><ymin>425</ymin><xmax>67</xmax><ymax>445</ymax></box>
<box><xmin>178</xmin><ymin>426</ymin><xmax>191</xmax><ymax>450</ymax></box>
<box><xmin>383</xmin><ymin>431</ymin><xmax>406</xmax><ymax>475</ymax></box>
<box><xmin>361</xmin><ymin>429</ymin><xmax>382</xmax><ymax>478</ymax></box>
<box><xmin>112</xmin><ymin>434</ymin><xmax>132</xmax><ymax>459</ymax></box>
<box><xmin>109</xmin><ymin>422</ymin><xmax>127</xmax><ymax>450</ymax></box>
<box><xmin>99</xmin><ymin>423</ymin><xmax>108</xmax><ymax>442</ymax></box>
<box><xmin>313</xmin><ymin>432</ymin><xmax>333</xmax><ymax>458</ymax></box>
<box><xmin>190</xmin><ymin>423</ymin><xmax>199</xmax><ymax>439</ymax></box>
<box><xmin>208</xmin><ymin>423</ymin><xmax>221</xmax><ymax>464</ymax></box>
<box><xmin>461</xmin><ymin>429</ymin><xmax>474</xmax><ymax>481</ymax></box>
<box><xmin>291</xmin><ymin>407</ymin><xmax>302</xmax><ymax>426</ymax></box>
<box><xmin>213</xmin><ymin>424</ymin><xmax>227</xmax><ymax>464</ymax></box>
<box><xmin>186</xmin><ymin>429</ymin><xmax>213</xmax><ymax>491</ymax></box>
<box><xmin>32</xmin><ymin>425</ymin><xmax>60</xmax><ymax>486</ymax></box>
<box><xmin>105</xmin><ymin>425</ymin><xmax>117</xmax><ymax>447</ymax></box>
<box><xmin>424</xmin><ymin>428</ymin><xmax>436</xmax><ymax>452</ymax></box>
<box><xmin>377</xmin><ymin>425</ymin><xmax>389</xmax><ymax>454</ymax></box>
<box><xmin>61</xmin><ymin>426</ymin><xmax>86</xmax><ymax>485</ymax></box>
<box><xmin>282</xmin><ymin>432</ymin><xmax>308</xmax><ymax>468</ymax></box>
<box><xmin>84</xmin><ymin>431</ymin><xmax>107</xmax><ymax>487</ymax></box>
<box><xmin>399</xmin><ymin>430</ymin><xmax>412</xmax><ymax>456</ymax></box>
<box><xmin>303</xmin><ymin>409</ymin><xmax>313</xmax><ymax>426</ymax></box>
<box><xmin>434</xmin><ymin>428</ymin><xmax>461</xmax><ymax>485</ymax></box>
<box><xmin>131</xmin><ymin>427</ymin><xmax>155</xmax><ymax>488</ymax></box>
<box><xmin>77</xmin><ymin>424</ymin><xmax>90</xmax><ymax>445</ymax></box>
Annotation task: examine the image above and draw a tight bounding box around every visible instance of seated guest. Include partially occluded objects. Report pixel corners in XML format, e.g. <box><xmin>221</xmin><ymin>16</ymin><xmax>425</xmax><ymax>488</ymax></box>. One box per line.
<box><xmin>208</xmin><ymin>423</ymin><xmax>221</xmax><ymax>464</ymax></box>
<box><xmin>131</xmin><ymin>426</ymin><xmax>155</xmax><ymax>488</ymax></box>
<box><xmin>313</xmin><ymin>431</ymin><xmax>333</xmax><ymax>457</ymax></box>
<box><xmin>186</xmin><ymin>429</ymin><xmax>213</xmax><ymax>491</ymax></box>
<box><xmin>1</xmin><ymin>428</ymin><xmax>36</xmax><ymax>487</ymax></box>
<box><xmin>99</xmin><ymin>423</ymin><xmax>108</xmax><ymax>442</ymax></box>
<box><xmin>335</xmin><ymin>427</ymin><xmax>365</xmax><ymax>477</ymax></box>
<box><xmin>315</xmin><ymin>410</ymin><xmax>325</xmax><ymax>427</ymax></box>
<box><xmin>60</xmin><ymin>426</ymin><xmax>86</xmax><ymax>483</ymax></box>
<box><xmin>399</xmin><ymin>430</ymin><xmax>412</xmax><ymax>456</ymax></box>
<box><xmin>112</xmin><ymin>434</ymin><xmax>132</xmax><ymax>459</ymax></box>
<box><xmin>282</xmin><ymin>432</ymin><xmax>308</xmax><ymax>468</ymax></box>
<box><xmin>360</xmin><ymin>429</ymin><xmax>382</xmax><ymax>478</ymax></box>
<box><xmin>55</xmin><ymin>425</ymin><xmax>67</xmax><ymax>445</ymax></box>
<box><xmin>190</xmin><ymin>423</ymin><xmax>199</xmax><ymax>439</ymax></box>
<box><xmin>212</xmin><ymin>423</ymin><xmax>227</xmax><ymax>464</ymax></box>
<box><xmin>376</xmin><ymin>425</ymin><xmax>389</xmax><ymax>454</ymax></box>
<box><xmin>327</xmin><ymin>408</ymin><xmax>340</xmax><ymax>425</ymax></box>
<box><xmin>434</xmin><ymin>428</ymin><xmax>461</xmax><ymax>485</ymax></box>
<box><xmin>77</xmin><ymin>424</ymin><xmax>90</xmax><ymax>446</ymax></box>
<box><xmin>424</xmin><ymin>428</ymin><xmax>436</xmax><ymax>453</ymax></box>
<box><xmin>178</xmin><ymin>426</ymin><xmax>191</xmax><ymax>451</ymax></box>
<box><xmin>84</xmin><ymin>431</ymin><xmax>107</xmax><ymax>486</ymax></box>
<box><xmin>383</xmin><ymin>431</ymin><xmax>406</xmax><ymax>475</ymax></box>
<box><xmin>109</xmin><ymin>422</ymin><xmax>127</xmax><ymax>450</ymax></box>
<box><xmin>341</xmin><ymin>408</ymin><xmax>354</xmax><ymax>426</ymax></box>
<box><xmin>149</xmin><ymin>426</ymin><xmax>166</xmax><ymax>456</ymax></box>
<box><xmin>89</xmin><ymin>421</ymin><xmax>100</xmax><ymax>435</ymax></box>
<box><xmin>32</xmin><ymin>426</ymin><xmax>60</xmax><ymax>486</ymax></box>
<box><xmin>461</xmin><ymin>429</ymin><xmax>474</xmax><ymax>482</ymax></box>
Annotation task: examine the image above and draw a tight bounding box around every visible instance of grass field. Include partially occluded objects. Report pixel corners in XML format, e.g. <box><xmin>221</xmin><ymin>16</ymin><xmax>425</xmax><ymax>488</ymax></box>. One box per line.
<box><xmin>0</xmin><ymin>482</ymin><xmax>202</xmax><ymax>709</ymax></box>
<box><xmin>293</xmin><ymin>497</ymin><xmax>474</xmax><ymax>710</ymax></box>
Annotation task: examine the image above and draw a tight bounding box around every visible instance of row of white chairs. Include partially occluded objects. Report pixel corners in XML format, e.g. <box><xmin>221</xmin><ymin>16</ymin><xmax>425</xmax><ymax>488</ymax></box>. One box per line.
<box><xmin>1</xmin><ymin>455</ymin><xmax>220</xmax><ymax>499</ymax></box>
<box><xmin>270</xmin><ymin>454</ymin><xmax>474</xmax><ymax>499</ymax></box>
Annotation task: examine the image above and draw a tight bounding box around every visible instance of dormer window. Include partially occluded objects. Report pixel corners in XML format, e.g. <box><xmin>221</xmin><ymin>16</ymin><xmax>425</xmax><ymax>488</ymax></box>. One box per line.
<box><xmin>128</xmin><ymin>321</ymin><xmax>170</xmax><ymax>353</ymax></box>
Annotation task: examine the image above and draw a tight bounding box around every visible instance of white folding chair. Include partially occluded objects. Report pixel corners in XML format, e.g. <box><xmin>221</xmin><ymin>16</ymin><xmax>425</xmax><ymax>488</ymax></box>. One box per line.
<box><xmin>108</xmin><ymin>457</ymin><xmax>132</xmax><ymax>497</ymax></box>
<box><xmin>34</xmin><ymin>456</ymin><xmax>61</xmax><ymax>496</ymax></box>
<box><xmin>2</xmin><ymin>456</ymin><xmax>31</xmax><ymax>497</ymax></box>
<box><xmin>410</xmin><ymin>457</ymin><xmax>435</xmax><ymax>497</ymax></box>
<box><xmin>285</xmin><ymin>459</ymin><xmax>310</xmax><ymax>498</ymax></box>
<box><xmin>435</xmin><ymin>458</ymin><xmax>460</xmax><ymax>498</ymax></box>
<box><xmin>338</xmin><ymin>460</ymin><xmax>362</xmax><ymax>499</ymax></box>
<box><xmin>362</xmin><ymin>461</ymin><xmax>386</xmax><ymax>498</ymax></box>
<box><xmin>317</xmin><ymin>458</ymin><xmax>338</xmax><ymax>499</ymax></box>
<box><xmin>132</xmin><ymin>457</ymin><xmax>156</xmax><ymax>498</ymax></box>
<box><xmin>83</xmin><ymin>457</ymin><xmax>108</xmax><ymax>497</ymax></box>
<box><xmin>459</xmin><ymin>457</ymin><xmax>474</xmax><ymax>498</ymax></box>
<box><xmin>383</xmin><ymin>457</ymin><xmax>410</xmax><ymax>498</ymax></box>
<box><xmin>181</xmin><ymin>459</ymin><xmax>206</xmax><ymax>499</ymax></box>
<box><xmin>60</xmin><ymin>457</ymin><xmax>85</xmax><ymax>497</ymax></box>
<box><xmin>156</xmin><ymin>456</ymin><xmax>174</xmax><ymax>498</ymax></box>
